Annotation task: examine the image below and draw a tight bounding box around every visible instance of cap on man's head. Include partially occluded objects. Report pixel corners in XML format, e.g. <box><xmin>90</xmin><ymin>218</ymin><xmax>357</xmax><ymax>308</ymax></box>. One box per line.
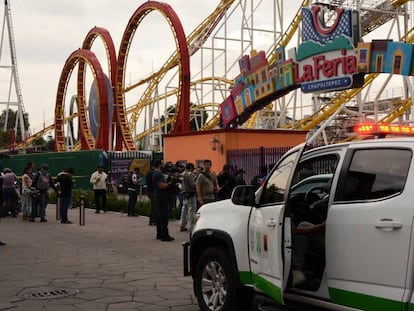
<box><xmin>3</xmin><ymin>168</ymin><xmax>11</xmax><ymax>173</ymax></box>
<box><xmin>40</xmin><ymin>164</ymin><xmax>48</xmax><ymax>169</ymax></box>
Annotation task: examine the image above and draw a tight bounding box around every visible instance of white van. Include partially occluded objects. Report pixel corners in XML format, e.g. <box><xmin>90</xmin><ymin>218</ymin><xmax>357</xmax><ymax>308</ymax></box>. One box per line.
<box><xmin>183</xmin><ymin>138</ymin><xmax>414</xmax><ymax>311</ymax></box>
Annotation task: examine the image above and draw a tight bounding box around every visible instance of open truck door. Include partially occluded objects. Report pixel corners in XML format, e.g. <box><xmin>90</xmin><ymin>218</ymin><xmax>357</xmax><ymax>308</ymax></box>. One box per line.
<box><xmin>248</xmin><ymin>143</ymin><xmax>306</xmax><ymax>304</ymax></box>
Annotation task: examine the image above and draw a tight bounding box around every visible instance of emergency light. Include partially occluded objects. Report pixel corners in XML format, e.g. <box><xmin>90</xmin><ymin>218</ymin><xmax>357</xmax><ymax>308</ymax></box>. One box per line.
<box><xmin>354</xmin><ymin>124</ymin><xmax>414</xmax><ymax>136</ymax></box>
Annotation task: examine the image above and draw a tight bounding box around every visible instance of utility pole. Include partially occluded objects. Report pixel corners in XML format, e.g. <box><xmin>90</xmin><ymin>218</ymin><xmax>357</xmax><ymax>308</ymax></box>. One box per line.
<box><xmin>0</xmin><ymin>0</ymin><xmax>27</xmax><ymax>142</ymax></box>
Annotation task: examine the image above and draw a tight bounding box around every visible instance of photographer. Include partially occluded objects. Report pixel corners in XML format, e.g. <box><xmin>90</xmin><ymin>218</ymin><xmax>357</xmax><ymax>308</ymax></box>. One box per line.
<box><xmin>152</xmin><ymin>160</ymin><xmax>174</xmax><ymax>242</ymax></box>
<box><xmin>163</xmin><ymin>162</ymin><xmax>182</xmax><ymax>220</ymax></box>
<box><xmin>180</xmin><ymin>163</ymin><xmax>197</xmax><ymax>232</ymax></box>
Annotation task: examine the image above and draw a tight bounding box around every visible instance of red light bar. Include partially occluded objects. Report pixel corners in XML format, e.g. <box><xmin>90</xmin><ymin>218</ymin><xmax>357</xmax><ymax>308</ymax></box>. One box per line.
<box><xmin>354</xmin><ymin>124</ymin><xmax>414</xmax><ymax>136</ymax></box>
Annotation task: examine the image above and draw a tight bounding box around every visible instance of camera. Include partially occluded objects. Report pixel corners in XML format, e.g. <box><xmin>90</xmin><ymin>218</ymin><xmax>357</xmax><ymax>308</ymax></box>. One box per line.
<box><xmin>163</xmin><ymin>162</ymin><xmax>183</xmax><ymax>185</ymax></box>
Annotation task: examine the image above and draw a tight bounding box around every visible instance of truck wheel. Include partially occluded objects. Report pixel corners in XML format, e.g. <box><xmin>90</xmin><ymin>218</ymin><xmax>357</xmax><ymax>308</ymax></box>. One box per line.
<box><xmin>195</xmin><ymin>246</ymin><xmax>241</xmax><ymax>311</ymax></box>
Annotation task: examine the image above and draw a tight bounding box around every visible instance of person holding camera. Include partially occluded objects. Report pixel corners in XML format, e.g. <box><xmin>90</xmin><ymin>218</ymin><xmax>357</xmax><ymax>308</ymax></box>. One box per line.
<box><xmin>152</xmin><ymin>160</ymin><xmax>174</xmax><ymax>242</ymax></box>
<box><xmin>180</xmin><ymin>163</ymin><xmax>197</xmax><ymax>232</ymax></box>
<box><xmin>90</xmin><ymin>165</ymin><xmax>108</xmax><ymax>213</ymax></box>
<box><xmin>164</xmin><ymin>162</ymin><xmax>180</xmax><ymax>220</ymax></box>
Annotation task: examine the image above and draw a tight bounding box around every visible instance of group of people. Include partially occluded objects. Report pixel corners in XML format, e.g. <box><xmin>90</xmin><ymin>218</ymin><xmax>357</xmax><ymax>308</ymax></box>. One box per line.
<box><xmin>142</xmin><ymin>159</ymin><xmax>248</xmax><ymax>242</ymax></box>
<box><xmin>0</xmin><ymin>163</ymin><xmax>76</xmax><ymax>226</ymax></box>
<box><xmin>0</xmin><ymin>159</ymin><xmax>252</xmax><ymax>247</ymax></box>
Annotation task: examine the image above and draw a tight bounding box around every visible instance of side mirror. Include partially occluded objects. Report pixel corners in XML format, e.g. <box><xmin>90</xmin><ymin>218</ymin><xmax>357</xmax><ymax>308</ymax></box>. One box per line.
<box><xmin>231</xmin><ymin>185</ymin><xmax>256</xmax><ymax>206</ymax></box>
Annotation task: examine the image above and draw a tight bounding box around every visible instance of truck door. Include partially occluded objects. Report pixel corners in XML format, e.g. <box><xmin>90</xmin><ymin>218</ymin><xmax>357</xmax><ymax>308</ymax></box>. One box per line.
<box><xmin>326</xmin><ymin>146</ymin><xmax>413</xmax><ymax>310</ymax></box>
<box><xmin>249</xmin><ymin>144</ymin><xmax>305</xmax><ymax>305</ymax></box>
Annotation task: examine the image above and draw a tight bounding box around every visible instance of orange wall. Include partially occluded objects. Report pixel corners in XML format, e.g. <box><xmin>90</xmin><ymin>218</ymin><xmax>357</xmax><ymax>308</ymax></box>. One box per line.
<box><xmin>164</xmin><ymin>129</ymin><xmax>307</xmax><ymax>174</ymax></box>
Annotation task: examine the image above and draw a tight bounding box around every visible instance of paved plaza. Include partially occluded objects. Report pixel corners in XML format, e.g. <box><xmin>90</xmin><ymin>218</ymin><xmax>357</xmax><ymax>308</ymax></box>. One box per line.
<box><xmin>0</xmin><ymin>205</ymin><xmax>199</xmax><ymax>311</ymax></box>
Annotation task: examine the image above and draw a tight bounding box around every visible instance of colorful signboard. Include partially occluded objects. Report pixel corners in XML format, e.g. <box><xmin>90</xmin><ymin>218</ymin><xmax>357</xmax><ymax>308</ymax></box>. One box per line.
<box><xmin>295</xmin><ymin>6</ymin><xmax>363</xmax><ymax>93</ymax></box>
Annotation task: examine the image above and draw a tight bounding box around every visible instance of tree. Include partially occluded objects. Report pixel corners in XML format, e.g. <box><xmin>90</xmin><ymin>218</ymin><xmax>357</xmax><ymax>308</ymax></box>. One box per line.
<box><xmin>0</xmin><ymin>131</ymin><xmax>10</xmax><ymax>149</ymax></box>
<box><xmin>0</xmin><ymin>109</ymin><xmax>30</xmax><ymax>141</ymax></box>
<box><xmin>32</xmin><ymin>135</ymin><xmax>55</xmax><ymax>152</ymax></box>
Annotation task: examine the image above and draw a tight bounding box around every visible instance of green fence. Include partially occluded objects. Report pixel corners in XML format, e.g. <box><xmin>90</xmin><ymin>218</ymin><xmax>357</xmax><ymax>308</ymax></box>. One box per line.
<box><xmin>0</xmin><ymin>150</ymin><xmax>107</xmax><ymax>190</ymax></box>
<box><xmin>0</xmin><ymin>150</ymin><xmax>160</xmax><ymax>190</ymax></box>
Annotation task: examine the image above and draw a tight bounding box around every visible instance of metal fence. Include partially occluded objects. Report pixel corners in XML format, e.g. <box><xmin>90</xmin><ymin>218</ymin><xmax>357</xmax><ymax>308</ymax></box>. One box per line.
<box><xmin>227</xmin><ymin>146</ymin><xmax>293</xmax><ymax>185</ymax></box>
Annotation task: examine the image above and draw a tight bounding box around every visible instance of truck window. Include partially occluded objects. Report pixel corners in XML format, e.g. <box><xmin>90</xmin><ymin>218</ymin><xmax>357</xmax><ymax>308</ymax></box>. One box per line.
<box><xmin>261</xmin><ymin>151</ymin><xmax>298</xmax><ymax>204</ymax></box>
<box><xmin>288</xmin><ymin>154</ymin><xmax>339</xmax><ymax>225</ymax></box>
<box><xmin>336</xmin><ymin>148</ymin><xmax>412</xmax><ymax>201</ymax></box>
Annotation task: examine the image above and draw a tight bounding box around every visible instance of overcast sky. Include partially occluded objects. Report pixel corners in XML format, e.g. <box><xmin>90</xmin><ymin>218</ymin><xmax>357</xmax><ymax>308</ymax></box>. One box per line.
<box><xmin>0</xmin><ymin>0</ymin><xmax>304</xmax><ymax>134</ymax></box>
<box><xmin>0</xmin><ymin>1</ymin><xmax>407</xmax><ymax>135</ymax></box>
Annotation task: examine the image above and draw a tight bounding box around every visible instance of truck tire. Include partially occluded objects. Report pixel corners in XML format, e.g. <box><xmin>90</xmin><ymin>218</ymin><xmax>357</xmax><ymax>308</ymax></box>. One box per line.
<box><xmin>195</xmin><ymin>246</ymin><xmax>250</xmax><ymax>311</ymax></box>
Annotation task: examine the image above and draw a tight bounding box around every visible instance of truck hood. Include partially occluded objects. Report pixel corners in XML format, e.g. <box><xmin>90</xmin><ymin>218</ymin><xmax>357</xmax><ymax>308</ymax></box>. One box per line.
<box><xmin>193</xmin><ymin>199</ymin><xmax>253</xmax><ymax>234</ymax></box>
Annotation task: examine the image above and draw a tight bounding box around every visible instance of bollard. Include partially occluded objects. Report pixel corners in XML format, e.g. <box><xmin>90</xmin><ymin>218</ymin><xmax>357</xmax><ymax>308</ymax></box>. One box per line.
<box><xmin>79</xmin><ymin>195</ymin><xmax>85</xmax><ymax>226</ymax></box>
<box><xmin>56</xmin><ymin>197</ymin><xmax>61</xmax><ymax>221</ymax></box>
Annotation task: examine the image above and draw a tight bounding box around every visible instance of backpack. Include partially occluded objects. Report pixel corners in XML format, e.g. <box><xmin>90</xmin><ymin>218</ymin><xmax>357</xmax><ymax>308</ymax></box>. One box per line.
<box><xmin>36</xmin><ymin>173</ymin><xmax>50</xmax><ymax>191</ymax></box>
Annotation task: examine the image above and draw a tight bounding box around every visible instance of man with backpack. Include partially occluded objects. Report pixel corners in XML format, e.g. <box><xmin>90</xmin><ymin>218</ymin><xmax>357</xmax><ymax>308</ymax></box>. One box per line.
<box><xmin>30</xmin><ymin>164</ymin><xmax>54</xmax><ymax>222</ymax></box>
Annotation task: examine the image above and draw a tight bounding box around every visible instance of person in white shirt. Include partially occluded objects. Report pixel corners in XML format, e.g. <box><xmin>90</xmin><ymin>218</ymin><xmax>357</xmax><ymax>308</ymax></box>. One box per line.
<box><xmin>90</xmin><ymin>165</ymin><xmax>108</xmax><ymax>213</ymax></box>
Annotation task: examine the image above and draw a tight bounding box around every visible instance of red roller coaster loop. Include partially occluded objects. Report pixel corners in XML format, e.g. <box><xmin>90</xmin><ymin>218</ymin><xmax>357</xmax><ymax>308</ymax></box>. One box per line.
<box><xmin>79</xmin><ymin>27</ymin><xmax>123</xmax><ymax>151</ymax></box>
<box><xmin>55</xmin><ymin>49</ymin><xmax>109</xmax><ymax>151</ymax></box>
<box><xmin>115</xmin><ymin>0</ymin><xmax>190</xmax><ymax>150</ymax></box>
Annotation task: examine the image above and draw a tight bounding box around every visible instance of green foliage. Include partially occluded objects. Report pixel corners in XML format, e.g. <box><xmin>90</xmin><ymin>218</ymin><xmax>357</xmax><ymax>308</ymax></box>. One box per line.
<box><xmin>31</xmin><ymin>135</ymin><xmax>54</xmax><ymax>151</ymax></box>
<box><xmin>49</xmin><ymin>190</ymin><xmax>181</xmax><ymax>219</ymax></box>
<box><xmin>50</xmin><ymin>190</ymin><xmax>153</xmax><ymax>216</ymax></box>
<box><xmin>33</xmin><ymin>136</ymin><xmax>46</xmax><ymax>146</ymax></box>
<box><xmin>0</xmin><ymin>109</ymin><xmax>30</xmax><ymax>138</ymax></box>
<box><xmin>0</xmin><ymin>131</ymin><xmax>10</xmax><ymax>149</ymax></box>
<box><xmin>46</xmin><ymin>136</ymin><xmax>55</xmax><ymax>151</ymax></box>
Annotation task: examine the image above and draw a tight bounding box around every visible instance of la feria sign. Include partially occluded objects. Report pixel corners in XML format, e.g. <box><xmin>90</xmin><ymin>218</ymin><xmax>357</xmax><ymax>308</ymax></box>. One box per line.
<box><xmin>295</xmin><ymin>5</ymin><xmax>364</xmax><ymax>93</ymax></box>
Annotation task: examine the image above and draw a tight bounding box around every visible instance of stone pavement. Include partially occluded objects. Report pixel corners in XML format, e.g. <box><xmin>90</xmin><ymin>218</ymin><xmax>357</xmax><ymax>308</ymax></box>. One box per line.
<box><xmin>0</xmin><ymin>205</ymin><xmax>199</xmax><ymax>311</ymax></box>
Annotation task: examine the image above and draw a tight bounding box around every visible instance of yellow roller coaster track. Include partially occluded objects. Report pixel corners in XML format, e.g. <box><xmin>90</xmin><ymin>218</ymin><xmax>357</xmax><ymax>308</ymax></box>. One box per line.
<box><xmin>339</xmin><ymin>98</ymin><xmax>412</xmax><ymax>143</ymax></box>
<box><xmin>131</xmin><ymin>0</ymin><xmax>412</xmax><ymax>139</ymax></box>
<box><xmin>134</xmin><ymin>102</ymin><xmax>221</xmax><ymax>142</ymax></box>
<box><xmin>267</xmin><ymin>0</ymin><xmax>312</xmax><ymax>65</ymax></box>
<box><xmin>246</xmin><ymin>0</ymin><xmax>409</xmax><ymax>130</ymax></box>
<box><xmin>15</xmin><ymin>112</ymin><xmax>80</xmax><ymax>149</ymax></box>
<box><xmin>392</xmin><ymin>0</ymin><xmax>411</xmax><ymax>6</ymax></box>
<box><xmin>285</xmin><ymin>24</ymin><xmax>414</xmax><ymax>131</ymax></box>
<box><xmin>378</xmin><ymin>98</ymin><xmax>413</xmax><ymax>124</ymax></box>
<box><xmin>125</xmin><ymin>76</ymin><xmax>233</xmax><ymax>115</ymax></box>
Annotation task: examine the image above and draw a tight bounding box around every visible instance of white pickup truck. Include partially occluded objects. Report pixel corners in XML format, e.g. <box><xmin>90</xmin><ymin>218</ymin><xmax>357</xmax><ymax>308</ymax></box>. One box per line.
<box><xmin>183</xmin><ymin>138</ymin><xmax>414</xmax><ymax>311</ymax></box>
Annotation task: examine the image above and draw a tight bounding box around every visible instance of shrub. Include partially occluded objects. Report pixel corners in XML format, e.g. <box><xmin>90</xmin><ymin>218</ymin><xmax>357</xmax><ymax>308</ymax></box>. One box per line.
<box><xmin>50</xmin><ymin>190</ymin><xmax>175</xmax><ymax>219</ymax></box>
<box><xmin>68</xmin><ymin>190</ymin><xmax>151</xmax><ymax>216</ymax></box>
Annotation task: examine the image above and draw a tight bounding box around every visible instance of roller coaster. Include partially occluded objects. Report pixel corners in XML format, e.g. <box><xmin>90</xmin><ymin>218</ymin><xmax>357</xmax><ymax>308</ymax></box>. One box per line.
<box><xmin>13</xmin><ymin>0</ymin><xmax>414</xmax><ymax>151</ymax></box>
